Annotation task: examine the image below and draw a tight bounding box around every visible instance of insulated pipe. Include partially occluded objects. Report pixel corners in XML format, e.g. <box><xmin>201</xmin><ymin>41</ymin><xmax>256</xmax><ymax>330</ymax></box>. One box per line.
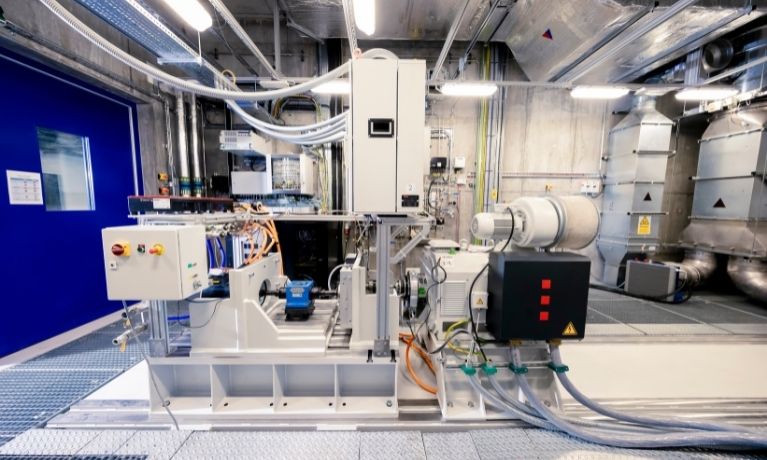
<box><xmin>189</xmin><ymin>93</ymin><xmax>202</xmax><ymax>197</ymax></box>
<box><xmin>728</xmin><ymin>257</ymin><xmax>767</xmax><ymax>303</ymax></box>
<box><xmin>40</xmin><ymin>0</ymin><xmax>397</xmax><ymax>101</ymax></box>
<box><xmin>273</xmin><ymin>2</ymin><xmax>281</xmax><ymax>74</ymax></box>
<box><xmin>175</xmin><ymin>91</ymin><xmax>191</xmax><ymax>196</ymax></box>
<box><xmin>207</xmin><ymin>0</ymin><xmax>282</xmax><ymax>80</ymax></box>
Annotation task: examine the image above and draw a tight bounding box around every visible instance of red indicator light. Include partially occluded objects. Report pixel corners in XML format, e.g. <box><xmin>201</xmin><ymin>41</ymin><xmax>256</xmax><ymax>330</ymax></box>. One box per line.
<box><xmin>541</xmin><ymin>279</ymin><xmax>551</xmax><ymax>289</ymax></box>
<box><xmin>540</xmin><ymin>295</ymin><xmax>550</xmax><ymax>306</ymax></box>
<box><xmin>540</xmin><ymin>311</ymin><xmax>549</xmax><ymax>321</ymax></box>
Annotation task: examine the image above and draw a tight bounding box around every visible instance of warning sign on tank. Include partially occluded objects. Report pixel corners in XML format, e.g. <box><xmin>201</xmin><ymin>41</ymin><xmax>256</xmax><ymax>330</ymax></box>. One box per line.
<box><xmin>562</xmin><ymin>322</ymin><xmax>578</xmax><ymax>336</ymax></box>
<box><xmin>637</xmin><ymin>215</ymin><xmax>652</xmax><ymax>236</ymax></box>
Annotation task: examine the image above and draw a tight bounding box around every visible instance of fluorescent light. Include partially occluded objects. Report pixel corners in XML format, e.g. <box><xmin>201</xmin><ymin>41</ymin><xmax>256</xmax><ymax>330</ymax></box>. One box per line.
<box><xmin>439</xmin><ymin>82</ymin><xmax>498</xmax><ymax>97</ymax></box>
<box><xmin>571</xmin><ymin>86</ymin><xmax>630</xmax><ymax>99</ymax></box>
<box><xmin>675</xmin><ymin>87</ymin><xmax>738</xmax><ymax>101</ymax></box>
<box><xmin>353</xmin><ymin>0</ymin><xmax>376</xmax><ymax>36</ymax></box>
<box><xmin>164</xmin><ymin>0</ymin><xmax>212</xmax><ymax>32</ymax></box>
<box><xmin>311</xmin><ymin>80</ymin><xmax>351</xmax><ymax>95</ymax></box>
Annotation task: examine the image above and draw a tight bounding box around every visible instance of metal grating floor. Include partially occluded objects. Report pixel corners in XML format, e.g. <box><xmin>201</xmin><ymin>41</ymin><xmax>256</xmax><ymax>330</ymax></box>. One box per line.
<box><xmin>1</xmin><ymin>428</ymin><xmax>766</xmax><ymax>460</ymax></box>
<box><xmin>585</xmin><ymin>290</ymin><xmax>767</xmax><ymax>337</ymax></box>
<box><xmin>0</xmin><ymin>322</ymin><xmax>145</xmax><ymax>447</ymax></box>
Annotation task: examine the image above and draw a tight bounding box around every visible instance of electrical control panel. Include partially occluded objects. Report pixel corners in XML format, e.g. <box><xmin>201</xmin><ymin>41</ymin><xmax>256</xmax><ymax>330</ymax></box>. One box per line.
<box><xmin>487</xmin><ymin>251</ymin><xmax>590</xmax><ymax>340</ymax></box>
<box><xmin>349</xmin><ymin>59</ymin><xmax>426</xmax><ymax>213</ymax></box>
<box><xmin>102</xmin><ymin>225</ymin><xmax>209</xmax><ymax>301</ymax></box>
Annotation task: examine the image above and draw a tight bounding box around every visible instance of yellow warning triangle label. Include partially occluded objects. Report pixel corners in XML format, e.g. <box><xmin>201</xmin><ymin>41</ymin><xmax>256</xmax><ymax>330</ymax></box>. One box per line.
<box><xmin>562</xmin><ymin>322</ymin><xmax>578</xmax><ymax>336</ymax></box>
<box><xmin>476</xmin><ymin>298</ymin><xmax>484</xmax><ymax>305</ymax></box>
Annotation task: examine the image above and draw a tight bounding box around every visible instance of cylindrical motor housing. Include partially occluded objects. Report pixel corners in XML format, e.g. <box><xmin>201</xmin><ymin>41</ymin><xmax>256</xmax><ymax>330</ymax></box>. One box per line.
<box><xmin>470</xmin><ymin>195</ymin><xmax>599</xmax><ymax>250</ymax></box>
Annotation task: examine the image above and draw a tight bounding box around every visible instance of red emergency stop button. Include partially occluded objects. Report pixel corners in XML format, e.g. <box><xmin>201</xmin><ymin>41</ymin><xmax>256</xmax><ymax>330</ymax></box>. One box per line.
<box><xmin>111</xmin><ymin>243</ymin><xmax>129</xmax><ymax>256</ymax></box>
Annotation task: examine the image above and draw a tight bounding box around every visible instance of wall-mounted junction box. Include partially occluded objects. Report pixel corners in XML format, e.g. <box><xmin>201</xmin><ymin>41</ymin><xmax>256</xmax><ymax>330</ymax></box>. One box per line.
<box><xmin>349</xmin><ymin>59</ymin><xmax>426</xmax><ymax>213</ymax></box>
<box><xmin>102</xmin><ymin>225</ymin><xmax>208</xmax><ymax>301</ymax></box>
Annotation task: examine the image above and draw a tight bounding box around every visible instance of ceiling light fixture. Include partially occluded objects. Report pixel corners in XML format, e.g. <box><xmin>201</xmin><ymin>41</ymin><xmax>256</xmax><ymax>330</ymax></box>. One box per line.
<box><xmin>353</xmin><ymin>0</ymin><xmax>376</xmax><ymax>36</ymax></box>
<box><xmin>164</xmin><ymin>0</ymin><xmax>213</xmax><ymax>32</ymax></box>
<box><xmin>311</xmin><ymin>80</ymin><xmax>351</xmax><ymax>95</ymax></box>
<box><xmin>571</xmin><ymin>86</ymin><xmax>630</xmax><ymax>99</ymax></box>
<box><xmin>675</xmin><ymin>87</ymin><xmax>738</xmax><ymax>101</ymax></box>
<box><xmin>439</xmin><ymin>82</ymin><xmax>498</xmax><ymax>97</ymax></box>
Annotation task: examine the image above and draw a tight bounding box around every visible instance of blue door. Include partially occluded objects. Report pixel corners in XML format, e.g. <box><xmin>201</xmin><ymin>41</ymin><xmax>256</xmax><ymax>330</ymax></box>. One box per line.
<box><xmin>0</xmin><ymin>49</ymin><xmax>141</xmax><ymax>357</ymax></box>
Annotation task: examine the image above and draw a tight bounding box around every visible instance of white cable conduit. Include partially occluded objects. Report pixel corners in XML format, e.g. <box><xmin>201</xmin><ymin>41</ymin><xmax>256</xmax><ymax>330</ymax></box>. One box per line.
<box><xmin>39</xmin><ymin>0</ymin><xmax>397</xmax><ymax>102</ymax></box>
<box><xmin>226</xmin><ymin>100</ymin><xmax>346</xmax><ymax>145</ymax></box>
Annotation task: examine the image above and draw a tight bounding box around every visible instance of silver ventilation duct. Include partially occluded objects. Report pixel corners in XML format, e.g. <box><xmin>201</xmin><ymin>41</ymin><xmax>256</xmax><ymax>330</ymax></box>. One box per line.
<box><xmin>679</xmin><ymin>103</ymin><xmax>767</xmax><ymax>258</ymax></box>
<box><xmin>597</xmin><ymin>97</ymin><xmax>674</xmax><ymax>286</ymax></box>
<box><xmin>496</xmin><ymin>0</ymin><xmax>763</xmax><ymax>83</ymax></box>
<box><xmin>679</xmin><ymin>103</ymin><xmax>767</xmax><ymax>303</ymax></box>
<box><xmin>728</xmin><ymin>257</ymin><xmax>767</xmax><ymax>303</ymax></box>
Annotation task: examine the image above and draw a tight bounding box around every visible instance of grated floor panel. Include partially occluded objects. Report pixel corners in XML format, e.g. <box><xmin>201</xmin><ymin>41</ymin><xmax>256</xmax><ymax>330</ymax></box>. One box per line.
<box><xmin>0</xmin><ymin>321</ymin><xmax>145</xmax><ymax>446</ymax></box>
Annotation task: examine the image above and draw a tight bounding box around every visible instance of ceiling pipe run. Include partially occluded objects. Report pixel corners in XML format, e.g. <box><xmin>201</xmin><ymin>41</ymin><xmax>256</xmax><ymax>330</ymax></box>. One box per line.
<box><xmin>207</xmin><ymin>0</ymin><xmax>283</xmax><ymax>79</ymax></box>
<box><xmin>432</xmin><ymin>0</ymin><xmax>471</xmax><ymax>80</ymax></box>
<box><xmin>341</xmin><ymin>0</ymin><xmax>359</xmax><ymax>52</ymax></box>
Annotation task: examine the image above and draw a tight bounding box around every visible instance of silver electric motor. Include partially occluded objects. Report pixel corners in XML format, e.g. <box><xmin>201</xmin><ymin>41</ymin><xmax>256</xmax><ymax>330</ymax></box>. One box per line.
<box><xmin>470</xmin><ymin>195</ymin><xmax>600</xmax><ymax>250</ymax></box>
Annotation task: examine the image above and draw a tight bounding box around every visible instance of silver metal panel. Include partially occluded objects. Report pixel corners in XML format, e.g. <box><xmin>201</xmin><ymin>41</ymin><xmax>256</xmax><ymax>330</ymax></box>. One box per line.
<box><xmin>698</xmin><ymin>132</ymin><xmax>765</xmax><ymax>180</ymax></box>
<box><xmin>564</xmin><ymin>6</ymin><xmax>751</xmax><ymax>84</ymax></box>
<box><xmin>691</xmin><ymin>177</ymin><xmax>767</xmax><ymax>219</ymax></box>
<box><xmin>78</xmin><ymin>429</ymin><xmax>137</xmax><ymax>455</ymax></box>
<box><xmin>359</xmin><ymin>431</ymin><xmax>426</xmax><ymax>460</ymax></box>
<box><xmin>422</xmin><ymin>432</ymin><xmax>480</xmax><ymax>460</ymax></box>
<box><xmin>498</xmin><ymin>0</ymin><xmax>642</xmax><ymax>81</ymax></box>
<box><xmin>0</xmin><ymin>429</ymin><xmax>99</xmax><ymax>455</ymax></box>
<box><xmin>115</xmin><ymin>430</ymin><xmax>192</xmax><ymax>460</ymax></box>
<box><xmin>680</xmin><ymin>219</ymin><xmax>767</xmax><ymax>257</ymax></box>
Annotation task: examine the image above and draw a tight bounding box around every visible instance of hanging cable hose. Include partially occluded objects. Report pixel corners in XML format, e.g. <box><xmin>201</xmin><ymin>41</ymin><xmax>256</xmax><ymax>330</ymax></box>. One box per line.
<box><xmin>120</xmin><ymin>301</ymin><xmax>180</xmax><ymax>431</ymax></box>
<box><xmin>509</xmin><ymin>347</ymin><xmax>767</xmax><ymax>449</ymax></box>
<box><xmin>548</xmin><ymin>344</ymin><xmax>762</xmax><ymax>434</ymax></box>
<box><xmin>40</xmin><ymin>0</ymin><xmax>399</xmax><ymax>101</ymax></box>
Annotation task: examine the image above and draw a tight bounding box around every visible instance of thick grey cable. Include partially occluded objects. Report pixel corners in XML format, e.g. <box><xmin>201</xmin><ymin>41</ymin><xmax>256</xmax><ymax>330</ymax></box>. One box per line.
<box><xmin>230</xmin><ymin>103</ymin><xmax>348</xmax><ymax>133</ymax></box>
<box><xmin>467</xmin><ymin>375</ymin><xmax>554</xmax><ymax>430</ymax></box>
<box><xmin>327</xmin><ymin>264</ymin><xmax>344</xmax><ymax>291</ymax></box>
<box><xmin>226</xmin><ymin>100</ymin><xmax>345</xmax><ymax>144</ymax></box>
<box><xmin>485</xmin><ymin>374</ymin><xmax>666</xmax><ymax>434</ymax></box>
<box><xmin>39</xmin><ymin>0</ymin><xmax>396</xmax><ymax>101</ymax></box>
<box><xmin>550</xmin><ymin>345</ymin><xmax>761</xmax><ymax>434</ymax></box>
<box><xmin>121</xmin><ymin>301</ymin><xmax>180</xmax><ymax>431</ymax></box>
<box><xmin>471</xmin><ymin>374</ymin><xmax>662</xmax><ymax>435</ymax></box>
<box><xmin>511</xmin><ymin>348</ymin><xmax>767</xmax><ymax>449</ymax></box>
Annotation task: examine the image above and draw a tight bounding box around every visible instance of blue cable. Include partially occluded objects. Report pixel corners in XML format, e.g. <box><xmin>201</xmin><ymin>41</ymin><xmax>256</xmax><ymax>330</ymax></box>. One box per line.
<box><xmin>206</xmin><ymin>239</ymin><xmax>214</xmax><ymax>270</ymax></box>
<box><xmin>216</xmin><ymin>237</ymin><xmax>227</xmax><ymax>268</ymax></box>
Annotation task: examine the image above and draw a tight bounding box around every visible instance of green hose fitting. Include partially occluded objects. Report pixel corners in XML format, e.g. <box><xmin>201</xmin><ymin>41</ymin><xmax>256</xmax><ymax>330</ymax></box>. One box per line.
<box><xmin>460</xmin><ymin>364</ymin><xmax>477</xmax><ymax>376</ymax></box>
<box><xmin>480</xmin><ymin>363</ymin><xmax>497</xmax><ymax>375</ymax></box>
<box><xmin>508</xmin><ymin>363</ymin><xmax>528</xmax><ymax>375</ymax></box>
<box><xmin>547</xmin><ymin>362</ymin><xmax>569</xmax><ymax>373</ymax></box>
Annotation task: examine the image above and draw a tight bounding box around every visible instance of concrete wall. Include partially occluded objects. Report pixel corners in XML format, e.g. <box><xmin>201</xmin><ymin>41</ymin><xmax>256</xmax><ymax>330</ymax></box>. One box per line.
<box><xmin>0</xmin><ymin>0</ymin><xmax>171</xmax><ymax>194</ymax></box>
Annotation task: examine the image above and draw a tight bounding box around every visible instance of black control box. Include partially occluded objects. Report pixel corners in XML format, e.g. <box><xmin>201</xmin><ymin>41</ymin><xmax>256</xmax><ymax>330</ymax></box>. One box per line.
<box><xmin>487</xmin><ymin>251</ymin><xmax>590</xmax><ymax>341</ymax></box>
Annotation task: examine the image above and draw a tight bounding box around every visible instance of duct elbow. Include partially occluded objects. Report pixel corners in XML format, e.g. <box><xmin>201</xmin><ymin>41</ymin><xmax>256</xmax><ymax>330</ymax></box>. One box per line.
<box><xmin>677</xmin><ymin>250</ymin><xmax>717</xmax><ymax>288</ymax></box>
<box><xmin>727</xmin><ymin>257</ymin><xmax>767</xmax><ymax>304</ymax></box>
